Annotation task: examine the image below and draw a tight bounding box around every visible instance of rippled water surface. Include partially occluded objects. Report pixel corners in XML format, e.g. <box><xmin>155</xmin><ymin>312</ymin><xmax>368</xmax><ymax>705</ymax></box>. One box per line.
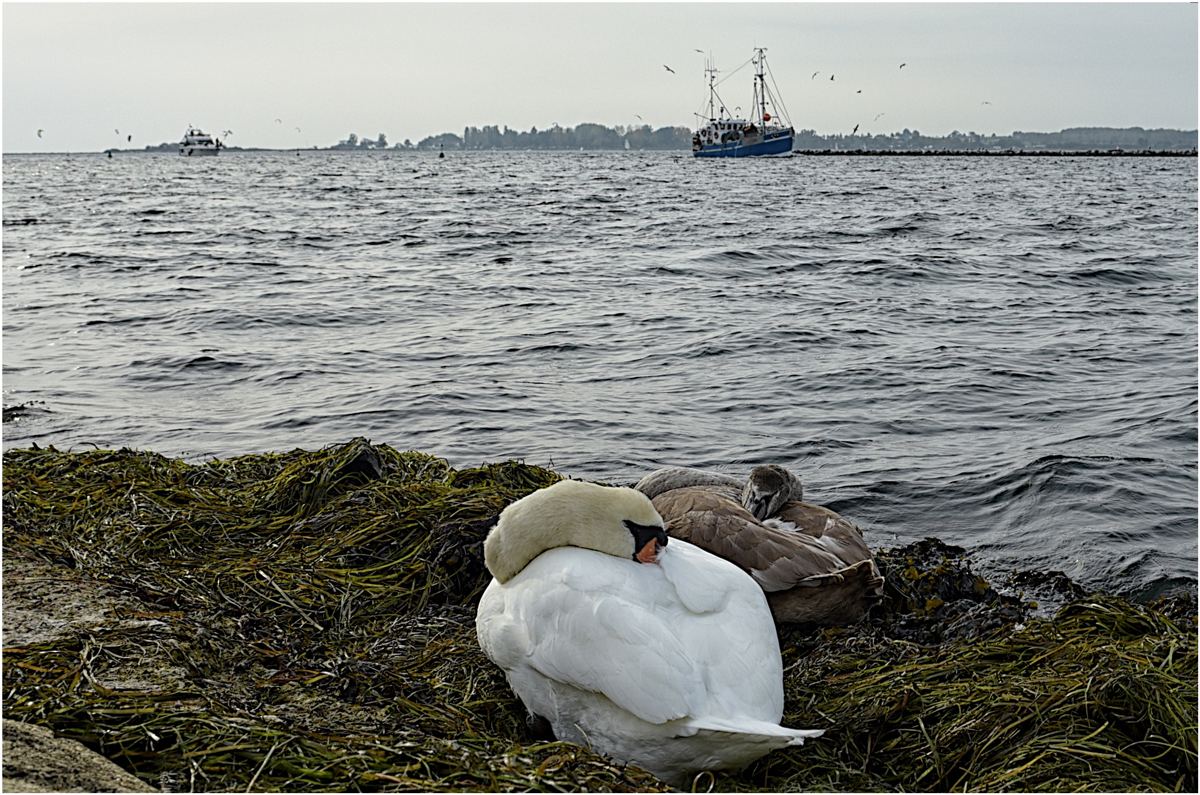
<box><xmin>3</xmin><ymin>151</ymin><xmax>1196</xmax><ymax>598</ymax></box>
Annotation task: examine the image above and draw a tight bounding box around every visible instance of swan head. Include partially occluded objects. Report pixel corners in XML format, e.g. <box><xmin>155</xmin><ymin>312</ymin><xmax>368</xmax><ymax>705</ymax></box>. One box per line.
<box><xmin>742</xmin><ymin>464</ymin><xmax>803</xmax><ymax>521</ymax></box>
<box><xmin>484</xmin><ymin>479</ymin><xmax>668</xmax><ymax>583</ymax></box>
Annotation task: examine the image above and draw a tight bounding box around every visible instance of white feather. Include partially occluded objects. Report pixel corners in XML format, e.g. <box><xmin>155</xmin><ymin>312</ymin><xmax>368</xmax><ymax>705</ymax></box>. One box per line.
<box><xmin>764</xmin><ymin>517</ymin><xmax>847</xmax><ymax>555</ymax></box>
<box><xmin>763</xmin><ymin>518</ymin><xmax>798</xmax><ymax>533</ymax></box>
<box><xmin>476</xmin><ymin>539</ymin><xmax>821</xmax><ymax>784</ymax></box>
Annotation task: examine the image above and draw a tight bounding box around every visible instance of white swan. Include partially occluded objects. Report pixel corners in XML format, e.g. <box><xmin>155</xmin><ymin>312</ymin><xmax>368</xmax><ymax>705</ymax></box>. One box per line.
<box><xmin>475</xmin><ymin>479</ymin><xmax>822</xmax><ymax>785</ymax></box>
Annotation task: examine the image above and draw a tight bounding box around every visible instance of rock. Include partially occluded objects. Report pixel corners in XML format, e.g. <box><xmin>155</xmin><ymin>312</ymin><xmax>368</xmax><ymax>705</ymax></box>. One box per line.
<box><xmin>1</xmin><ymin>719</ymin><xmax>157</xmax><ymax>792</ymax></box>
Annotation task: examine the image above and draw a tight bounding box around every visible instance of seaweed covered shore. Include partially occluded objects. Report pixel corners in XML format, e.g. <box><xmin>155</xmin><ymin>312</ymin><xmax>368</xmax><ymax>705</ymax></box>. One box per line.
<box><xmin>3</xmin><ymin>440</ymin><xmax>1196</xmax><ymax>792</ymax></box>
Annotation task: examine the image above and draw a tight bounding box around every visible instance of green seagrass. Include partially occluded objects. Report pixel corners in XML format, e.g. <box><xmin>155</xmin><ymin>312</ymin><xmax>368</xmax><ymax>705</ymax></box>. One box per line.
<box><xmin>3</xmin><ymin>440</ymin><xmax>1195</xmax><ymax>792</ymax></box>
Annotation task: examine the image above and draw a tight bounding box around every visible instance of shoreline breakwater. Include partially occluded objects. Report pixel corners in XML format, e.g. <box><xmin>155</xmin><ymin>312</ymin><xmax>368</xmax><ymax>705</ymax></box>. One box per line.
<box><xmin>3</xmin><ymin>439</ymin><xmax>1195</xmax><ymax>792</ymax></box>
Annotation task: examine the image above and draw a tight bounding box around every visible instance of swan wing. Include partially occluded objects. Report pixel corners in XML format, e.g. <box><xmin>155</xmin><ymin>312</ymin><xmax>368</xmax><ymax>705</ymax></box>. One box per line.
<box><xmin>478</xmin><ymin>546</ymin><xmax>709</xmax><ymax>725</ymax></box>
<box><xmin>654</xmin><ymin>487</ymin><xmax>849</xmax><ymax>592</ymax></box>
<box><xmin>659</xmin><ymin>540</ymin><xmax>786</xmax><ymax>721</ymax></box>
<box><xmin>770</xmin><ymin>501</ymin><xmax>877</xmax><ymax>570</ymax></box>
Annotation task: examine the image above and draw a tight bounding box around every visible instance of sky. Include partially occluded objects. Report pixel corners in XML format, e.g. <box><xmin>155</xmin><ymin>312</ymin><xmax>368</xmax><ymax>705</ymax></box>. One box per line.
<box><xmin>3</xmin><ymin>1</ymin><xmax>1197</xmax><ymax>153</ymax></box>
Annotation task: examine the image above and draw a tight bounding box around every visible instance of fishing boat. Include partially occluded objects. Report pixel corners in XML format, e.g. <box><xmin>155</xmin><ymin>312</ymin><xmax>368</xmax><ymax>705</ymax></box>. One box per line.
<box><xmin>179</xmin><ymin>127</ymin><xmax>222</xmax><ymax>156</ymax></box>
<box><xmin>693</xmin><ymin>48</ymin><xmax>794</xmax><ymax>158</ymax></box>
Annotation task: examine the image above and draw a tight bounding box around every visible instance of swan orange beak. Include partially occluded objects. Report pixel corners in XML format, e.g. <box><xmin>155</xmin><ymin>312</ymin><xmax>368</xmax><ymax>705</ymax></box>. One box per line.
<box><xmin>625</xmin><ymin>519</ymin><xmax>667</xmax><ymax>564</ymax></box>
<box><xmin>636</xmin><ymin>538</ymin><xmax>661</xmax><ymax>564</ymax></box>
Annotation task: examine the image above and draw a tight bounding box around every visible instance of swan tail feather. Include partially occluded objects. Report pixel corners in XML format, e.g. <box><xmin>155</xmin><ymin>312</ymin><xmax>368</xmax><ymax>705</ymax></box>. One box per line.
<box><xmin>681</xmin><ymin>716</ymin><xmax>824</xmax><ymax>745</ymax></box>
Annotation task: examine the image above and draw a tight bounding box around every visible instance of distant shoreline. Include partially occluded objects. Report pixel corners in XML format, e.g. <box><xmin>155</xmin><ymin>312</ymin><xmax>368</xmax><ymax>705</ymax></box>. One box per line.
<box><xmin>11</xmin><ymin>124</ymin><xmax>1194</xmax><ymax>157</ymax></box>
<box><xmin>6</xmin><ymin>148</ymin><xmax>1198</xmax><ymax>157</ymax></box>
<box><xmin>797</xmin><ymin>149</ymin><xmax>1198</xmax><ymax>157</ymax></box>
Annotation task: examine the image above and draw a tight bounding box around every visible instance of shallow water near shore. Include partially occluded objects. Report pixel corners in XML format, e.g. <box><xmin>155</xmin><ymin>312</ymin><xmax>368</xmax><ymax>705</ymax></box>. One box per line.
<box><xmin>3</xmin><ymin>150</ymin><xmax>1196</xmax><ymax>599</ymax></box>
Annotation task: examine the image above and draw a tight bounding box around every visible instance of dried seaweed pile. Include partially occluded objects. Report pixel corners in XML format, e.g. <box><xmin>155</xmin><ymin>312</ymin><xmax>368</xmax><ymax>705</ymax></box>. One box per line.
<box><xmin>3</xmin><ymin>440</ymin><xmax>665</xmax><ymax>791</ymax></box>
<box><xmin>3</xmin><ymin>441</ymin><xmax>1197</xmax><ymax>792</ymax></box>
<box><xmin>736</xmin><ymin>595</ymin><xmax>1196</xmax><ymax>792</ymax></box>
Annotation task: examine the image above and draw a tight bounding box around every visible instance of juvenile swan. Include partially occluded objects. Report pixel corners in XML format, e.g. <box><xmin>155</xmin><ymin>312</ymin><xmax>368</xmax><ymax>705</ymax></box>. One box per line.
<box><xmin>634</xmin><ymin>466</ymin><xmax>745</xmax><ymax>500</ymax></box>
<box><xmin>475</xmin><ymin>479</ymin><xmax>822</xmax><ymax>786</ymax></box>
<box><xmin>644</xmin><ymin>465</ymin><xmax>884</xmax><ymax>626</ymax></box>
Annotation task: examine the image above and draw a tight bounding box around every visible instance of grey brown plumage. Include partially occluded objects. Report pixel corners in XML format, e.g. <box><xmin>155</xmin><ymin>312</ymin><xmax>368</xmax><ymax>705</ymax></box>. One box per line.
<box><xmin>770</xmin><ymin>502</ymin><xmax>872</xmax><ymax>563</ymax></box>
<box><xmin>740</xmin><ymin>464</ymin><xmax>802</xmax><ymax>521</ymax></box>
<box><xmin>652</xmin><ymin>486</ymin><xmax>883</xmax><ymax>625</ymax></box>
<box><xmin>642</xmin><ymin>464</ymin><xmax>883</xmax><ymax>625</ymax></box>
<box><xmin>635</xmin><ymin>466</ymin><xmax>745</xmax><ymax>500</ymax></box>
<box><xmin>652</xmin><ymin>487</ymin><xmax>846</xmax><ymax>586</ymax></box>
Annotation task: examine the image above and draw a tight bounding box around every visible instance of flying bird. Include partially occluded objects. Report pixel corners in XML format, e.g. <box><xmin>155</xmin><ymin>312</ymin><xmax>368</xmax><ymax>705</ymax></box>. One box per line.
<box><xmin>115</xmin><ymin>128</ymin><xmax>120</xmax><ymax>135</ymax></box>
<box><xmin>811</xmin><ymin>71</ymin><xmax>819</xmax><ymax>80</ymax></box>
<box><xmin>829</xmin><ymin>74</ymin><xmax>835</xmax><ymax>81</ymax></box>
<box><xmin>295</xmin><ymin>127</ymin><xmax>301</xmax><ymax>132</ymax></box>
<box><xmin>981</xmin><ymin>101</ymin><xmax>991</xmax><ymax>105</ymax></box>
<box><xmin>664</xmin><ymin>64</ymin><xmax>675</xmax><ymax>73</ymax></box>
<box><xmin>127</xmin><ymin>135</ymin><xmax>132</xmax><ymax>142</ymax></box>
<box><xmin>275</xmin><ymin>118</ymin><xmax>282</xmax><ymax>123</ymax></box>
<box><xmin>222</xmin><ymin>130</ymin><xmax>233</xmax><ymax>137</ymax></box>
<box><xmin>695</xmin><ymin>49</ymin><xmax>704</xmax><ymax>53</ymax></box>
<box><xmin>899</xmin><ymin>63</ymin><xmax>906</xmax><ymax>69</ymax></box>
<box><xmin>635</xmin><ymin>114</ymin><xmax>642</xmax><ymax>120</ymax></box>
<box><xmin>856</xmin><ymin>90</ymin><xmax>862</xmax><ymax>93</ymax></box>
<box><xmin>852</xmin><ymin>124</ymin><xmax>859</xmax><ymax>135</ymax></box>
<box><xmin>874</xmin><ymin>113</ymin><xmax>885</xmax><ymax>121</ymax></box>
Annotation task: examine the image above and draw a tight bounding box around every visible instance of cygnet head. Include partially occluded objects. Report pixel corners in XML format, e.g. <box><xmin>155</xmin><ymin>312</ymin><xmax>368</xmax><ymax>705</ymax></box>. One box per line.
<box><xmin>484</xmin><ymin>479</ymin><xmax>668</xmax><ymax>583</ymax></box>
<box><xmin>742</xmin><ymin>464</ymin><xmax>803</xmax><ymax>521</ymax></box>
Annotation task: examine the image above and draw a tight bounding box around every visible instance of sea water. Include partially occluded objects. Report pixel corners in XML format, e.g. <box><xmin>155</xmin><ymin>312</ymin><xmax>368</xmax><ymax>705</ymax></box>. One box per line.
<box><xmin>3</xmin><ymin>151</ymin><xmax>1196</xmax><ymax>600</ymax></box>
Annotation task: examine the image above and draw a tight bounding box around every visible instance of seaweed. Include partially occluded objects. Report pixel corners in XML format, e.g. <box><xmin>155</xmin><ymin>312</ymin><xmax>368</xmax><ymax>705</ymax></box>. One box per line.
<box><xmin>4</xmin><ymin>441</ymin><xmax>1196</xmax><ymax>792</ymax></box>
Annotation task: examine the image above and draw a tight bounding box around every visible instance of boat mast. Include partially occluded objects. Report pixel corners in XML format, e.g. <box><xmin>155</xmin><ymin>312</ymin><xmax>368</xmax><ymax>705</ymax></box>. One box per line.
<box><xmin>707</xmin><ymin>57</ymin><xmax>719</xmax><ymax>123</ymax></box>
<box><xmin>754</xmin><ymin>47</ymin><xmax>767</xmax><ymax>127</ymax></box>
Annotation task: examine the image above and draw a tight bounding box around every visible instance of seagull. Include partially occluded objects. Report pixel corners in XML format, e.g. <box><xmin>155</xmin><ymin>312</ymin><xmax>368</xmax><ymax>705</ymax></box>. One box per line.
<box><xmin>812</xmin><ymin>71</ymin><xmax>819</xmax><ymax>80</ymax></box>
<box><xmin>695</xmin><ymin>49</ymin><xmax>704</xmax><ymax>54</ymax></box>
<box><xmin>830</xmin><ymin>74</ymin><xmax>835</xmax><ymax>81</ymax></box>
<box><xmin>275</xmin><ymin>118</ymin><xmax>282</xmax><ymax>123</ymax></box>
<box><xmin>115</xmin><ymin>128</ymin><xmax>120</xmax><ymax>135</ymax></box>
<box><xmin>635</xmin><ymin>114</ymin><xmax>642</xmax><ymax>120</ymax></box>
<box><xmin>981</xmin><ymin>101</ymin><xmax>991</xmax><ymax>105</ymax></box>
<box><xmin>900</xmin><ymin>63</ymin><xmax>906</xmax><ymax>69</ymax></box>
<box><xmin>664</xmin><ymin>64</ymin><xmax>675</xmax><ymax>74</ymax></box>
<box><xmin>852</xmin><ymin>124</ymin><xmax>859</xmax><ymax>135</ymax></box>
<box><xmin>874</xmin><ymin>113</ymin><xmax>885</xmax><ymax>121</ymax></box>
<box><xmin>127</xmin><ymin>135</ymin><xmax>132</xmax><ymax>142</ymax></box>
<box><xmin>295</xmin><ymin>127</ymin><xmax>301</xmax><ymax>132</ymax></box>
<box><xmin>856</xmin><ymin>90</ymin><xmax>862</xmax><ymax>93</ymax></box>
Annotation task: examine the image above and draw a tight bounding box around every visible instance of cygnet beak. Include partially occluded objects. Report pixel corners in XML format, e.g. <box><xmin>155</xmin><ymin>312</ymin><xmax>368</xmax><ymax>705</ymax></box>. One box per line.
<box><xmin>745</xmin><ymin>490</ymin><xmax>771</xmax><ymax>521</ymax></box>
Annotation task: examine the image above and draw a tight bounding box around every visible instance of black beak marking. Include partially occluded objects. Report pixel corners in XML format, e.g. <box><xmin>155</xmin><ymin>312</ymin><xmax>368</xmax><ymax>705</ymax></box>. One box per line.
<box><xmin>624</xmin><ymin>520</ymin><xmax>668</xmax><ymax>560</ymax></box>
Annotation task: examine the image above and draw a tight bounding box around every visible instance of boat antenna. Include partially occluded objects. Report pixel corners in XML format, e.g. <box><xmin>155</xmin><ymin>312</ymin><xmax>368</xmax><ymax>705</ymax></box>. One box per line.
<box><xmin>699</xmin><ymin>56</ymin><xmax>730</xmax><ymax>122</ymax></box>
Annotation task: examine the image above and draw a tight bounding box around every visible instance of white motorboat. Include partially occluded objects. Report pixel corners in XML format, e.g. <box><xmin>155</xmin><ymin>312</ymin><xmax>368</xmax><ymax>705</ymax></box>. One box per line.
<box><xmin>179</xmin><ymin>127</ymin><xmax>222</xmax><ymax>156</ymax></box>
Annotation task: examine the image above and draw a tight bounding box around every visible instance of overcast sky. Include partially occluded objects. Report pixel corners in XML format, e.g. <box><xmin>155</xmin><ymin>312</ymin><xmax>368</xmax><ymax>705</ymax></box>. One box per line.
<box><xmin>4</xmin><ymin>1</ymin><xmax>1197</xmax><ymax>152</ymax></box>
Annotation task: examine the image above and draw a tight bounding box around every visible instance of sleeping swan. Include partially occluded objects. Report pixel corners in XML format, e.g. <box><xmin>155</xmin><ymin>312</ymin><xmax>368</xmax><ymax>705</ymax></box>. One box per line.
<box><xmin>475</xmin><ymin>479</ymin><xmax>822</xmax><ymax>785</ymax></box>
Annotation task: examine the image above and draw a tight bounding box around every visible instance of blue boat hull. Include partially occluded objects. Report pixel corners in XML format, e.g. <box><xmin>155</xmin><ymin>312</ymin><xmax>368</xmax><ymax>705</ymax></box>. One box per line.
<box><xmin>694</xmin><ymin>129</ymin><xmax>794</xmax><ymax>158</ymax></box>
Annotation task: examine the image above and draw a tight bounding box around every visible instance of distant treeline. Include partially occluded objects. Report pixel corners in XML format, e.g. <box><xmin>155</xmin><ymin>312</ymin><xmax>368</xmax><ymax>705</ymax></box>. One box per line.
<box><xmin>330</xmin><ymin>133</ymin><xmax>392</xmax><ymax>150</ymax></box>
<box><xmin>796</xmin><ymin>126</ymin><xmax>1198</xmax><ymax>152</ymax></box>
<box><xmin>381</xmin><ymin>124</ymin><xmax>692</xmax><ymax>151</ymax></box>
<box><xmin>116</xmin><ymin>125</ymin><xmax>1197</xmax><ymax>154</ymax></box>
<box><xmin>401</xmin><ymin>124</ymin><xmax>1197</xmax><ymax>152</ymax></box>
